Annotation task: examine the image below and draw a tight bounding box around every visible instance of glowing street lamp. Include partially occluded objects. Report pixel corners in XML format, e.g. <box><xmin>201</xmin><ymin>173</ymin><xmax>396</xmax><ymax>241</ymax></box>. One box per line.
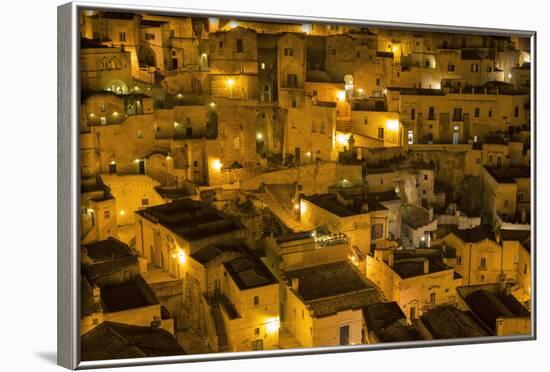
<box><xmin>212</xmin><ymin>159</ymin><xmax>223</xmax><ymax>171</ymax></box>
<box><xmin>265</xmin><ymin>317</ymin><xmax>280</xmax><ymax>333</ymax></box>
<box><xmin>336</xmin><ymin>90</ymin><xmax>346</xmax><ymax>102</ymax></box>
<box><xmin>226</xmin><ymin>78</ymin><xmax>236</xmax><ymax>98</ymax></box>
<box><xmin>386</xmin><ymin>119</ymin><xmax>399</xmax><ymax>131</ymax></box>
<box><xmin>256</xmin><ymin>133</ymin><xmax>263</xmax><ymax>140</ymax></box>
<box><xmin>336</xmin><ymin>133</ymin><xmax>350</xmax><ymax>146</ymax></box>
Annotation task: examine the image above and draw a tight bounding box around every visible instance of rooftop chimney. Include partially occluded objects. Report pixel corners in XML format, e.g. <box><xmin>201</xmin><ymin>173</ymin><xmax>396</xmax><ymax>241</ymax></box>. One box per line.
<box><xmin>92</xmin><ymin>286</ymin><xmax>101</xmax><ymax>304</ymax></box>
<box><xmin>291</xmin><ymin>278</ymin><xmax>299</xmax><ymax>291</ymax></box>
<box><xmin>423</xmin><ymin>258</ymin><xmax>430</xmax><ymax>274</ymax></box>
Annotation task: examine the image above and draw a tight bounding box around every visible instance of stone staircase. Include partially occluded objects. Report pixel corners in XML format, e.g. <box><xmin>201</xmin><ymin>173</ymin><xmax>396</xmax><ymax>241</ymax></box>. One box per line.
<box><xmin>256</xmin><ymin>191</ymin><xmax>303</xmax><ymax>232</ymax></box>
<box><xmin>211</xmin><ymin>305</ymin><xmax>229</xmax><ymax>352</ymax></box>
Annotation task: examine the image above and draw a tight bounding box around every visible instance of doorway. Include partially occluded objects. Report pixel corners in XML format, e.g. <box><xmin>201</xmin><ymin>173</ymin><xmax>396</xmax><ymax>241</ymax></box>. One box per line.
<box><xmin>138</xmin><ymin>159</ymin><xmax>145</xmax><ymax>174</ymax></box>
<box><xmin>339</xmin><ymin>325</ymin><xmax>350</xmax><ymax>345</ymax></box>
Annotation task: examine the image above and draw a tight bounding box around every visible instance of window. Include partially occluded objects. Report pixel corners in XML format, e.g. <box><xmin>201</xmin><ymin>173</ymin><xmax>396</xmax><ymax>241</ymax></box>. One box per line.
<box><xmin>428</xmin><ymin>107</ymin><xmax>435</xmax><ymax>120</ymax></box>
<box><xmin>364</xmin><ymin>117</ymin><xmax>369</xmax><ymax>125</ymax></box>
<box><xmin>371</xmin><ymin>223</ymin><xmax>384</xmax><ymax>240</ymax></box>
<box><xmin>141</xmin><ymin>198</ymin><xmax>149</xmax><ymax>206</ymax></box>
<box><xmin>448</xmin><ymin>64</ymin><xmax>455</xmax><ymax>72</ymax></box>
<box><xmin>254</xmin><ymin>328</ymin><xmax>260</xmax><ymax>336</ymax></box>
<box><xmin>407</xmin><ymin>130</ymin><xmax>414</xmax><ymax>145</ymax></box>
<box><xmin>119</xmin><ymin>32</ymin><xmax>126</xmax><ymax>42</ymax></box>
<box><xmin>145</xmin><ymin>33</ymin><xmax>155</xmax><ymax>40</ymax></box>
<box><xmin>474</xmin><ymin>107</ymin><xmax>480</xmax><ymax>118</ymax></box>
<box><xmin>411</xmin><ymin>108</ymin><xmax>416</xmax><ymax>120</ymax></box>
<box><xmin>457</xmin><ymin>255</ymin><xmax>462</xmax><ymax>265</ymax></box>
<box><xmin>480</xmin><ymin>257</ymin><xmax>487</xmax><ymax>268</ymax></box>
<box><xmin>284</xmin><ymin>48</ymin><xmax>293</xmax><ymax>56</ymax></box>
<box><xmin>331</xmin><ymin>49</ymin><xmax>337</xmax><ymax>56</ymax></box>
<box><xmin>423</xmin><ymin>174</ymin><xmax>428</xmax><ymax>180</ymax></box>
<box><xmin>287</xmin><ymin>74</ymin><xmax>298</xmax><ymax>87</ymax></box>
<box><xmin>471</xmin><ymin>64</ymin><xmax>479</xmax><ymax>72</ymax></box>
<box><xmin>380</xmin><ymin>178</ymin><xmax>384</xmax><ymax>185</ymax></box>
<box><xmin>260</xmin><ymin>62</ymin><xmax>265</xmax><ymax>70</ymax></box>
<box><xmin>430</xmin><ymin>293</ymin><xmax>436</xmax><ymax>304</ymax></box>
<box><xmin>422</xmin><ymin>189</ymin><xmax>426</xmax><ymax>195</ymax></box>
<box><xmin>136</xmin><ymin>130</ymin><xmax>143</xmax><ymax>139</ymax></box>
<box><xmin>524</xmin><ymin>263</ymin><xmax>528</xmax><ymax>274</ymax></box>
<box><xmin>302</xmin><ymin>309</ymin><xmax>304</xmax><ymax>319</ymax></box>
<box><xmin>518</xmin><ymin>192</ymin><xmax>524</xmax><ymax>202</ymax></box>
<box><xmin>487</xmin><ymin>66</ymin><xmax>492</xmax><ymax>72</ymax></box>
<box><xmin>252</xmin><ymin>340</ymin><xmax>263</xmax><ymax>351</ymax></box>
<box><xmin>514</xmin><ymin>106</ymin><xmax>519</xmax><ymax>117</ymax></box>
<box><xmin>378</xmin><ymin>127</ymin><xmax>384</xmax><ymax>139</ymax></box>
<box><xmin>218</xmin><ymin>40</ymin><xmax>224</xmax><ymax>49</ymax></box>
<box><xmin>453</xmin><ymin>108</ymin><xmax>463</xmax><ymax>121</ymax></box>
<box><xmin>253</xmin><ymin>296</ymin><xmax>260</xmax><ymax>306</ymax></box>
<box><xmin>236</xmin><ymin>38</ymin><xmax>243</xmax><ymax>52</ymax></box>
<box><xmin>488</xmin><ymin>154</ymin><xmax>493</xmax><ymax>163</ymax></box>
<box><xmin>480</xmin><ymin>275</ymin><xmax>485</xmax><ymax>282</ymax></box>
<box><xmin>193</xmin><ymin>160</ymin><xmax>198</xmax><ymax>167</ymax></box>
<box><xmin>488</xmin><ymin>110</ymin><xmax>492</xmax><ymax>118</ymax></box>
<box><xmin>504</xmin><ymin>200</ymin><xmax>509</xmax><ymax>207</ymax></box>
<box><xmin>104</xmin><ymin>210</ymin><xmax>110</xmax><ymax>220</ymax></box>
<box><xmin>356</xmin><ymin>51</ymin><xmax>361</xmax><ymax>58</ymax></box>
<box><xmin>376</xmin><ymin>78</ymin><xmax>381</xmax><ymax>86</ymax></box>
<box><xmin>100</xmin><ymin>104</ymin><xmax>106</xmax><ymax>112</ymax></box>
<box><xmin>93</xmin><ymin>318</ymin><xmax>99</xmax><ymax>325</ymax></box>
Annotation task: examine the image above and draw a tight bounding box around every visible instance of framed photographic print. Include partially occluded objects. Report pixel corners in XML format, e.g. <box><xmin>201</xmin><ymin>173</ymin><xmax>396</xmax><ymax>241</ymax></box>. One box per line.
<box><xmin>57</xmin><ymin>1</ymin><xmax>536</xmax><ymax>369</ymax></box>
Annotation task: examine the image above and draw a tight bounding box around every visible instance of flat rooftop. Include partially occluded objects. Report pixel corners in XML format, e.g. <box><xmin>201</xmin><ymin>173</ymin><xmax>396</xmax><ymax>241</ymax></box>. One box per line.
<box><xmin>304</xmin><ymin>194</ymin><xmax>386</xmax><ymax>218</ymax></box>
<box><xmin>137</xmin><ymin>199</ymin><xmax>243</xmax><ymax>241</ymax></box>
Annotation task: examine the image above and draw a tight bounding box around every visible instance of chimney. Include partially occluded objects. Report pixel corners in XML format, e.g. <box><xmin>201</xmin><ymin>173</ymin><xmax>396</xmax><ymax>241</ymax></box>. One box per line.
<box><xmin>423</xmin><ymin>258</ymin><xmax>430</xmax><ymax>274</ymax></box>
<box><xmin>150</xmin><ymin>316</ymin><xmax>161</xmax><ymax>330</ymax></box>
<box><xmin>388</xmin><ymin>252</ymin><xmax>394</xmax><ymax>268</ymax></box>
<box><xmin>291</xmin><ymin>278</ymin><xmax>299</xmax><ymax>291</ymax></box>
<box><xmin>92</xmin><ymin>286</ymin><xmax>101</xmax><ymax>304</ymax></box>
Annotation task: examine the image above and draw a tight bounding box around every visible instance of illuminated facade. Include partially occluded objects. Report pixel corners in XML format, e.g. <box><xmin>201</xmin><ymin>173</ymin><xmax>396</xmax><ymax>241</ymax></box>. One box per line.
<box><xmin>79</xmin><ymin>10</ymin><xmax>532</xmax><ymax>360</ymax></box>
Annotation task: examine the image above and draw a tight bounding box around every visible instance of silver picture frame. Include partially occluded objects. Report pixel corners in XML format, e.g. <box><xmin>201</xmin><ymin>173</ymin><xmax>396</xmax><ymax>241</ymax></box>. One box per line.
<box><xmin>58</xmin><ymin>1</ymin><xmax>537</xmax><ymax>369</ymax></box>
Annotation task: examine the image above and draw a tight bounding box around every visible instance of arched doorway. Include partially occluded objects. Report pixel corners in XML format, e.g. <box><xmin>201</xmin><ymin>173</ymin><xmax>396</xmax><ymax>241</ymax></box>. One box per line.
<box><xmin>139</xmin><ymin>45</ymin><xmax>157</xmax><ymax>68</ymax></box>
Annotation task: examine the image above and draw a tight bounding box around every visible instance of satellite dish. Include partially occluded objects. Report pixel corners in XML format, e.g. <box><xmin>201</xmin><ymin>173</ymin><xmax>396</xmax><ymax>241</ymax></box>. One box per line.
<box><xmin>344</xmin><ymin>74</ymin><xmax>354</xmax><ymax>84</ymax></box>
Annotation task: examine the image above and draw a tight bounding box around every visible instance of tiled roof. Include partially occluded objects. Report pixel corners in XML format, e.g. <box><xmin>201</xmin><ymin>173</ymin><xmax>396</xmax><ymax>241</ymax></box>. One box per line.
<box><xmin>101</xmin><ymin>275</ymin><xmax>159</xmax><ymax>313</ymax></box>
<box><xmin>420</xmin><ymin>306</ymin><xmax>489</xmax><ymax>339</ymax></box>
<box><xmin>81</xmin><ymin>322</ymin><xmax>185</xmax><ymax>361</ymax></box>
